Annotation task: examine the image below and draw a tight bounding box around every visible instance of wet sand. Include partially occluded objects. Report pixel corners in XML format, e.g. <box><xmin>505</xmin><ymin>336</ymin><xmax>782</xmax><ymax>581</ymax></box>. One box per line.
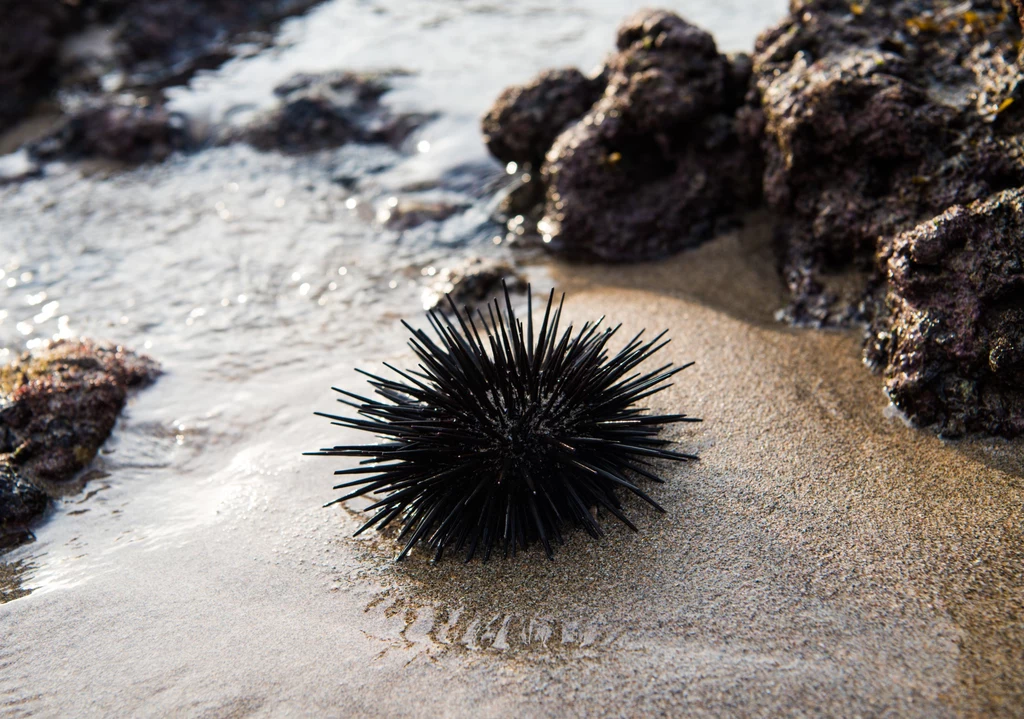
<box><xmin>3</xmin><ymin>221</ymin><xmax>1022</xmax><ymax>717</ymax></box>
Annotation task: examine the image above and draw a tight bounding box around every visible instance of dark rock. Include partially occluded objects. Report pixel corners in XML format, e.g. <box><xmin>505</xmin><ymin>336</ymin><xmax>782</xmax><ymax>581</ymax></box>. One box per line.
<box><xmin>29</xmin><ymin>99</ymin><xmax>191</xmax><ymax>164</ymax></box>
<box><xmin>0</xmin><ymin>339</ymin><xmax>158</xmax><ymax>553</ymax></box>
<box><xmin>422</xmin><ymin>258</ymin><xmax>527</xmax><ymax>312</ymax></box>
<box><xmin>101</xmin><ymin>0</ymin><xmax>325</xmax><ymax>89</ymax></box>
<box><xmin>751</xmin><ymin>0</ymin><xmax>1024</xmax><ymax>438</ymax></box>
<box><xmin>382</xmin><ymin>199</ymin><xmax>470</xmax><ymax>231</ymax></box>
<box><xmin>867</xmin><ymin>188</ymin><xmax>1024</xmax><ymax>438</ymax></box>
<box><xmin>0</xmin><ymin>340</ymin><xmax>161</xmax><ymax>484</ymax></box>
<box><xmin>0</xmin><ymin>0</ymin><xmax>76</xmax><ymax>134</ymax></box>
<box><xmin>234</xmin><ymin>71</ymin><xmax>435</xmax><ymax>153</ymax></box>
<box><xmin>481</xmin><ymin>68</ymin><xmax>606</xmax><ymax>168</ymax></box>
<box><xmin>0</xmin><ymin>0</ymin><xmax>326</xmax><ymax>152</ymax></box>
<box><xmin>496</xmin><ymin>173</ymin><xmax>546</xmax><ymax>220</ymax></box>
<box><xmin>753</xmin><ymin>0</ymin><xmax>1024</xmax><ymax>326</ymax></box>
<box><xmin>0</xmin><ymin>465</ymin><xmax>48</xmax><ymax>549</ymax></box>
<box><xmin>539</xmin><ymin>11</ymin><xmax>762</xmax><ymax>260</ymax></box>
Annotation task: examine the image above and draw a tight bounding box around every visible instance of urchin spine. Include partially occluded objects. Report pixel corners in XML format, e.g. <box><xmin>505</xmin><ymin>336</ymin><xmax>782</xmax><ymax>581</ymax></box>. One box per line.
<box><xmin>309</xmin><ymin>285</ymin><xmax>699</xmax><ymax>561</ymax></box>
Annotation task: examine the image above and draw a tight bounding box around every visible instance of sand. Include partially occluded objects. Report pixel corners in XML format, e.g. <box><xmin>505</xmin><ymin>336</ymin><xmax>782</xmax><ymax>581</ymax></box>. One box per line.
<box><xmin>2</xmin><ymin>220</ymin><xmax>1022</xmax><ymax>717</ymax></box>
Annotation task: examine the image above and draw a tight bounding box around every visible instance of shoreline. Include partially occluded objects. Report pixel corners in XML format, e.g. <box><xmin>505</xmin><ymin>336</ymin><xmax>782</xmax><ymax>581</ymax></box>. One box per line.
<box><xmin>3</xmin><ymin>228</ymin><xmax>1021</xmax><ymax>715</ymax></box>
<box><xmin>1</xmin><ymin>1</ymin><xmax>1022</xmax><ymax>713</ymax></box>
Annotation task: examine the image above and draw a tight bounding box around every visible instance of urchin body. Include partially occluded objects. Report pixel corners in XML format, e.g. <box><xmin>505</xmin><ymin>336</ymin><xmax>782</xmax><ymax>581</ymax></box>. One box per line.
<box><xmin>309</xmin><ymin>286</ymin><xmax>698</xmax><ymax>561</ymax></box>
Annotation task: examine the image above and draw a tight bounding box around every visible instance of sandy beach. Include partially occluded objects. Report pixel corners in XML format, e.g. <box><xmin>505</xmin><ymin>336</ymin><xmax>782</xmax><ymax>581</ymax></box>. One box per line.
<box><xmin>2</xmin><ymin>0</ymin><xmax>1023</xmax><ymax>715</ymax></box>
<box><xmin>2</xmin><ymin>218</ymin><xmax>1021</xmax><ymax>716</ymax></box>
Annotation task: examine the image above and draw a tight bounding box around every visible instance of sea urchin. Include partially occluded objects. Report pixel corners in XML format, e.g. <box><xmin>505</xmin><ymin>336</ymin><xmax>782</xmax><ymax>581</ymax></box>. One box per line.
<box><xmin>309</xmin><ymin>285</ymin><xmax>699</xmax><ymax>561</ymax></box>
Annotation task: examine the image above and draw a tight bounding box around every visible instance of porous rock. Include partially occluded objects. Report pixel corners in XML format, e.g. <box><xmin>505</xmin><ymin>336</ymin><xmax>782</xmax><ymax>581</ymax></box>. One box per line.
<box><xmin>421</xmin><ymin>258</ymin><xmax>527</xmax><ymax>313</ymax></box>
<box><xmin>753</xmin><ymin>0</ymin><xmax>1024</xmax><ymax>326</ymax></box>
<box><xmin>0</xmin><ymin>340</ymin><xmax>161</xmax><ymax>484</ymax></box>
<box><xmin>868</xmin><ymin>188</ymin><xmax>1024</xmax><ymax>437</ymax></box>
<box><xmin>482</xmin><ymin>10</ymin><xmax>762</xmax><ymax>261</ymax></box>
<box><xmin>0</xmin><ymin>340</ymin><xmax>159</xmax><ymax>548</ymax></box>
<box><xmin>481</xmin><ymin>68</ymin><xmax>607</xmax><ymax>168</ymax></box>
<box><xmin>542</xmin><ymin>11</ymin><xmax>762</xmax><ymax>260</ymax></box>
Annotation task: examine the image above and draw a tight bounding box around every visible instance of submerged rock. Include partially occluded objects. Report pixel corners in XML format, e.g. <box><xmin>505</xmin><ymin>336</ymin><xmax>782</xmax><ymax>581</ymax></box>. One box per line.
<box><xmin>753</xmin><ymin>0</ymin><xmax>1024</xmax><ymax>326</ymax></box>
<box><xmin>868</xmin><ymin>188</ymin><xmax>1024</xmax><ymax>438</ymax></box>
<box><xmin>421</xmin><ymin>258</ymin><xmax>527</xmax><ymax>312</ymax></box>
<box><xmin>0</xmin><ymin>340</ymin><xmax>160</xmax><ymax>484</ymax></box>
<box><xmin>0</xmin><ymin>466</ymin><xmax>48</xmax><ymax>549</ymax></box>
<box><xmin>29</xmin><ymin>99</ymin><xmax>191</xmax><ymax>164</ymax></box>
<box><xmin>234</xmin><ymin>71</ymin><xmax>436</xmax><ymax>153</ymax></box>
<box><xmin>108</xmin><ymin>0</ymin><xmax>325</xmax><ymax>88</ymax></box>
<box><xmin>481</xmin><ymin>10</ymin><xmax>762</xmax><ymax>261</ymax></box>
<box><xmin>381</xmin><ymin>198</ymin><xmax>470</xmax><ymax>231</ymax></box>
<box><xmin>0</xmin><ymin>0</ymin><xmax>326</xmax><ymax>138</ymax></box>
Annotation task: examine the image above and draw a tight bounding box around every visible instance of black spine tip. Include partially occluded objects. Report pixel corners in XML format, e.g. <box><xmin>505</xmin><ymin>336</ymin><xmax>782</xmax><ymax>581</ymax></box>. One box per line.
<box><xmin>310</xmin><ymin>284</ymin><xmax>699</xmax><ymax>561</ymax></box>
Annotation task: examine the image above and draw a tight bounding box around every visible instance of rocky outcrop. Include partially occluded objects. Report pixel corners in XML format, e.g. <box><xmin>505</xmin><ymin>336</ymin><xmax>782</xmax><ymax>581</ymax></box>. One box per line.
<box><xmin>753</xmin><ymin>0</ymin><xmax>1024</xmax><ymax>326</ymax></box>
<box><xmin>867</xmin><ymin>188</ymin><xmax>1024</xmax><ymax>437</ymax></box>
<box><xmin>481</xmin><ymin>68</ymin><xmax>606</xmax><ymax>169</ymax></box>
<box><xmin>482</xmin><ymin>10</ymin><xmax>762</xmax><ymax>261</ymax></box>
<box><xmin>751</xmin><ymin>0</ymin><xmax>1024</xmax><ymax>436</ymax></box>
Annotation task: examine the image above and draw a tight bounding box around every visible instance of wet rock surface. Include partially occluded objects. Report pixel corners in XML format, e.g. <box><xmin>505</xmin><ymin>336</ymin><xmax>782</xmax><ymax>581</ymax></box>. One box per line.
<box><xmin>751</xmin><ymin>0</ymin><xmax>1024</xmax><ymax>436</ymax></box>
<box><xmin>867</xmin><ymin>188</ymin><xmax>1024</xmax><ymax>437</ymax></box>
<box><xmin>0</xmin><ymin>0</ymin><xmax>326</xmax><ymax>137</ymax></box>
<box><xmin>482</xmin><ymin>10</ymin><xmax>762</xmax><ymax>261</ymax></box>
<box><xmin>381</xmin><ymin>198</ymin><xmax>470</xmax><ymax>231</ymax></box>
<box><xmin>421</xmin><ymin>257</ymin><xmax>527</xmax><ymax>312</ymax></box>
<box><xmin>232</xmin><ymin>71</ymin><xmax>435</xmax><ymax>154</ymax></box>
<box><xmin>0</xmin><ymin>340</ymin><xmax>160</xmax><ymax>547</ymax></box>
<box><xmin>753</xmin><ymin>0</ymin><xmax>1024</xmax><ymax>326</ymax></box>
<box><xmin>0</xmin><ymin>466</ymin><xmax>48</xmax><ymax>550</ymax></box>
<box><xmin>29</xmin><ymin>98</ymin><xmax>191</xmax><ymax>164</ymax></box>
<box><xmin>103</xmin><ymin>0</ymin><xmax>324</xmax><ymax>89</ymax></box>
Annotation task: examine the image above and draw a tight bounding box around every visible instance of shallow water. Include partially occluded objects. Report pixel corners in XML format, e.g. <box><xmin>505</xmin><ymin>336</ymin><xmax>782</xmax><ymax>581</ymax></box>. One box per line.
<box><xmin>10</xmin><ymin>1</ymin><xmax>1022</xmax><ymax>716</ymax></box>
<box><xmin>0</xmin><ymin>0</ymin><xmax>788</xmax><ymax>590</ymax></box>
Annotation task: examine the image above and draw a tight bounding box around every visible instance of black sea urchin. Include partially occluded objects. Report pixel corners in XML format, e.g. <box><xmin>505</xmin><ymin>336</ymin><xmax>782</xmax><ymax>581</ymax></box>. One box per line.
<box><xmin>309</xmin><ymin>285</ymin><xmax>699</xmax><ymax>561</ymax></box>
